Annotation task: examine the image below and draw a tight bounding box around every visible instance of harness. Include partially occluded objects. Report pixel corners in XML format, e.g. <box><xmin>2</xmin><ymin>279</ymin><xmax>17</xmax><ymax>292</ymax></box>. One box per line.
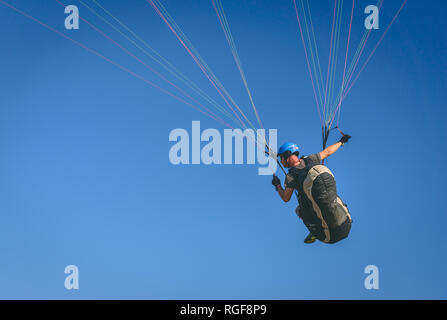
<box><xmin>288</xmin><ymin>158</ymin><xmax>326</xmax><ymax>238</ymax></box>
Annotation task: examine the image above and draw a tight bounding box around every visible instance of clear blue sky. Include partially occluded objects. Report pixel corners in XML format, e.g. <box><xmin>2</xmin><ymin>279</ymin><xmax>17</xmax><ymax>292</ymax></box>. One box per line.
<box><xmin>0</xmin><ymin>0</ymin><xmax>446</xmax><ymax>299</ymax></box>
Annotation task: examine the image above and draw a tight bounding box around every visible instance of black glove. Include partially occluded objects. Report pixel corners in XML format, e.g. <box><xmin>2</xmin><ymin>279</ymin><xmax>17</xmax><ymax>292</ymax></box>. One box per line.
<box><xmin>272</xmin><ymin>175</ymin><xmax>281</xmax><ymax>189</ymax></box>
<box><xmin>339</xmin><ymin>134</ymin><xmax>351</xmax><ymax>144</ymax></box>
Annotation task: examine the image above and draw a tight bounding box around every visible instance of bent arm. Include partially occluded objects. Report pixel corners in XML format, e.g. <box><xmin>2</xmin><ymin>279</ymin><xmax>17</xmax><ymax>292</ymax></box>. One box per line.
<box><xmin>276</xmin><ymin>185</ymin><xmax>294</xmax><ymax>202</ymax></box>
<box><xmin>319</xmin><ymin>141</ymin><xmax>343</xmax><ymax>161</ymax></box>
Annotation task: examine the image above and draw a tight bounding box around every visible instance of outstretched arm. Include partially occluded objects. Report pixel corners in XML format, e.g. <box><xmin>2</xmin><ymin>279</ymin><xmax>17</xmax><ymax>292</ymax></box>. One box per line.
<box><xmin>319</xmin><ymin>141</ymin><xmax>343</xmax><ymax>161</ymax></box>
<box><xmin>319</xmin><ymin>134</ymin><xmax>351</xmax><ymax>160</ymax></box>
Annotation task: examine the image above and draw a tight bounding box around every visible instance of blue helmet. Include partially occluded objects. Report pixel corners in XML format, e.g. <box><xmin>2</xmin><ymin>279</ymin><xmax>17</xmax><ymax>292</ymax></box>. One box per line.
<box><xmin>278</xmin><ymin>142</ymin><xmax>299</xmax><ymax>159</ymax></box>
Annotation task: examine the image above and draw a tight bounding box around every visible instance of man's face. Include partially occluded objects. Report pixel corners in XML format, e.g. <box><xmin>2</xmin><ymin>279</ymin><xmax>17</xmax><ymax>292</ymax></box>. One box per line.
<box><xmin>280</xmin><ymin>156</ymin><xmax>288</xmax><ymax>168</ymax></box>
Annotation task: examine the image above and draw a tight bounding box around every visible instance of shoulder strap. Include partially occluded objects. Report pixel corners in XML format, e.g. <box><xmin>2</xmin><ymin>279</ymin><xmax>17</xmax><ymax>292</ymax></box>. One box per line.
<box><xmin>300</xmin><ymin>156</ymin><xmax>308</xmax><ymax>166</ymax></box>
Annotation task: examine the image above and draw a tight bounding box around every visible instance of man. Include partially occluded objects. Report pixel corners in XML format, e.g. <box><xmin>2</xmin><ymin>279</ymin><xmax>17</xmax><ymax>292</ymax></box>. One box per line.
<box><xmin>272</xmin><ymin>134</ymin><xmax>352</xmax><ymax>244</ymax></box>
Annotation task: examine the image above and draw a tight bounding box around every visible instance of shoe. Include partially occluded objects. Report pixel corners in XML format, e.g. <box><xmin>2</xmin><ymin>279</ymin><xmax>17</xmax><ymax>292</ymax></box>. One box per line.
<box><xmin>304</xmin><ymin>233</ymin><xmax>317</xmax><ymax>244</ymax></box>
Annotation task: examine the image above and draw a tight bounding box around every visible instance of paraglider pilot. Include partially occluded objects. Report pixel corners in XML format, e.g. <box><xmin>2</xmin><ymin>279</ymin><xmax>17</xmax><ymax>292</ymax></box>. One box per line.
<box><xmin>272</xmin><ymin>134</ymin><xmax>352</xmax><ymax>244</ymax></box>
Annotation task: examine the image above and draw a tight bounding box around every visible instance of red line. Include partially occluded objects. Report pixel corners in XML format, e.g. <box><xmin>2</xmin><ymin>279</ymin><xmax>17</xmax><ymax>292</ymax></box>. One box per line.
<box><xmin>337</xmin><ymin>0</ymin><xmax>355</xmax><ymax>126</ymax></box>
<box><xmin>293</xmin><ymin>0</ymin><xmax>323</xmax><ymax>126</ymax></box>
<box><xmin>54</xmin><ymin>0</ymin><xmax>228</xmax><ymax>127</ymax></box>
<box><xmin>341</xmin><ymin>0</ymin><xmax>384</xmax><ymax>99</ymax></box>
<box><xmin>328</xmin><ymin>0</ymin><xmax>387</xmax><ymax>128</ymax></box>
<box><xmin>146</xmin><ymin>0</ymin><xmax>246</xmax><ymax>129</ymax></box>
<box><xmin>0</xmin><ymin>0</ymin><xmax>233</xmax><ymax>129</ymax></box>
<box><xmin>212</xmin><ymin>0</ymin><xmax>264</xmax><ymax>130</ymax></box>
<box><xmin>324</xmin><ymin>0</ymin><xmax>338</xmax><ymax>117</ymax></box>
<box><xmin>343</xmin><ymin>0</ymin><xmax>408</xmax><ymax>98</ymax></box>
